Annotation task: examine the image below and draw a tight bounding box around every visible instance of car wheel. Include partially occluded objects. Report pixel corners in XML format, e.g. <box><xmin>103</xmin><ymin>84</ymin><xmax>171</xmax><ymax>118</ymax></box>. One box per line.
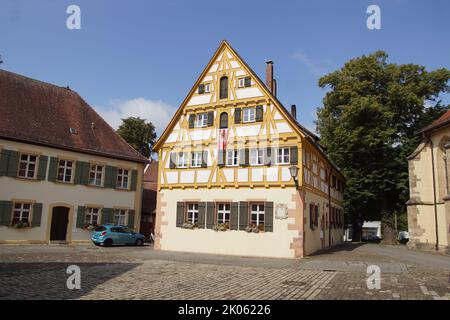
<box><xmin>104</xmin><ymin>238</ymin><xmax>113</xmax><ymax>247</ymax></box>
<box><xmin>135</xmin><ymin>239</ymin><xmax>143</xmax><ymax>246</ymax></box>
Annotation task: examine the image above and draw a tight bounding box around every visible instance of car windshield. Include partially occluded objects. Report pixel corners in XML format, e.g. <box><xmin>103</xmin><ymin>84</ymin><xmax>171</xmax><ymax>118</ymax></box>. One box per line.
<box><xmin>95</xmin><ymin>226</ymin><xmax>106</xmax><ymax>232</ymax></box>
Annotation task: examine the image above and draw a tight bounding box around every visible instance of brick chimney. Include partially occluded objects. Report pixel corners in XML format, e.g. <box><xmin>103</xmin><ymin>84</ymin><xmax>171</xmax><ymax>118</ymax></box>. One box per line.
<box><xmin>265</xmin><ymin>60</ymin><xmax>274</xmax><ymax>94</ymax></box>
<box><xmin>291</xmin><ymin>104</ymin><xmax>297</xmax><ymax>120</ymax></box>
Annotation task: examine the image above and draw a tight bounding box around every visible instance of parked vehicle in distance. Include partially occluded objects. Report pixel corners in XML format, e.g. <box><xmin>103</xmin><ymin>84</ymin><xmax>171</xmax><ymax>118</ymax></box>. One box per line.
<box><xmin>398</xmin><ymin>231</ymin><xmax>409</xmax><ymax>244</ymax></box>
<box><xmin>91</xmin><ymin>224</ymin><xmax>145</xmax><ymax>247</ymax></box>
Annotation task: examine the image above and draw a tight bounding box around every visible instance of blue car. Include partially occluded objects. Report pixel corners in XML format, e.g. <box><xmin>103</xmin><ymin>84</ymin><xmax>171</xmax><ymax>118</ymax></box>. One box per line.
<box><xmin>91</xmin><ymin>224</ymin><xmax>145</xmax><ymax>247</ymax></box>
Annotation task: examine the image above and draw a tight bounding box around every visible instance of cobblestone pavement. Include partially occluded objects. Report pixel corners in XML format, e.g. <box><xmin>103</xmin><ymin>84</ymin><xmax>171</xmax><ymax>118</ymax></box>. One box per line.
<box><xmin>0</xmin><ymin>243</ymin><xmax>449</xmax><ymax>300</ymax></box>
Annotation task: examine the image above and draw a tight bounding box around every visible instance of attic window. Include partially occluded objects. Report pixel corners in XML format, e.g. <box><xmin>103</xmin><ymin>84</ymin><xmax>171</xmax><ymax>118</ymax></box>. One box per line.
<box><xmin>69</xmin><ymin>128</ymin><xmax>78</xmax><ymax>134</ymax></box>
<box><xmin>238</xmin><ymin>77</ymin><xmax>251</xmax><ymax>88</ymax></box>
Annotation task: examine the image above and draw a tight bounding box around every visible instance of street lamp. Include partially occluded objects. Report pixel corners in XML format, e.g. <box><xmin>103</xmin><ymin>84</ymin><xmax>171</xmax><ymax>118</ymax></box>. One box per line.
<box><xmin>289</xmin><ymin>165</ymin><xmax>299</xmax><ymax>189</ymax></box>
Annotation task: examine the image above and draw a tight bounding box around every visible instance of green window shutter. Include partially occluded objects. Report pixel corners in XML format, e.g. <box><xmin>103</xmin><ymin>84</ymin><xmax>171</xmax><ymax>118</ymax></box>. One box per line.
<box><xmin>205</xmin><ymin>202</ymin><xmax>214</xmax><ymax>229</ymax></box>
<box><xmin>234</xmin><ymin>108</ymin><xmax>242</xmax><ymax>124</ymax></box>
<box><xmin>32</xmin><ymin>203</ymin><xmax>43</xmax><ymax>227</ymax></box>
<box><xmin>127</xmin><ymin>209</ymin><xmax>135</xmax><ymax>229</ymax></box>
<box><xmin>217</xmin><ymin>150</ymin><xmax>225</xmax><ymax>167</ymax></box>
<box><xmin>74</xmin><ymin>161</ymin><xmax>89</xmax><ymax>185</ymax></box>
<box><xmin>37</xmin><ymin>155</ymin><xmax>48</xmax><ymax>181</ymax></box>
<box><xmin>48</xmin><ymin>157</ymin><xmax>59</xmax><ymax>182</ymax></box>
<box><xmin>201</xmin><ymin>151</ymin><xmax>208</xmax><ymax>168</ymax></box>
<box><xmin>244</xmin><ymin>76</ymin><xmax>251</xmax><ymax>87</ymax></box>
<box><xmin>255</xmin><ymin>105</ymin><xmax>264</xmax><ymax>122</ymax></box>
<box><xmin>76</xmin><ymin>206</ymin><xmax>86</xmax><ymax>228</ymax></box>
<box><xmin>130</xmin><ymin>169</ymin><xmax>138</xmax><ymax>191</ymax></box>
<box><xmin>188</xmin><ymin>114</ymin><xmax>195</xmax><ymax>128</ymax></box>
<box><xmin>264</xmin><ymin>147</ymin><xmax>272</xmax><ymax>166</ymax></box>
<box><xmin>198</xmin><ymin>202</ymin><xmax>207</xmax><ymax>229</ymax></box>
<box><xmin>290</xmin><ymin>146</ymin><xmax>298</xmax><ymax>165</ymax></box>
<box><xmin>230</xmin><ymin>202</ymin><xmax>238</xmax><ymax>230</ymax></box>
<box><xmin>101</xmin><ymin>208</ymin><xmax>114</xmax><ymax>224</ymax></box>
<box><xmin>0</xmin><ymin>200</ymin><xmax>13</xmax><ymax>226</ymax></box>
<box><xmin>104</xmin><ymin>166</ymin><xmax>117</xmax><ymax>188</ymax></box>
<box><xmin>238</xmin><ymin>201</ymin><xmax>249</xmax><ymax>230</ymax></box>
<box><xmin>264</xmin><ymin>201</ymin><xmax>274</xmax><ymax>232</ymax></box>
<box><xmin>4</xmin><ymin>150</ymin><xmax>20</xmax><ymax>177</ymax></box>
<box><xmin>169</xmin><ymin>153</ymin><xmax>176</xmax><ymax>169</ymax></box>
<box><xmin>207</xmin><ymin>111</ymin><xmax>214</xmax><ymax>127</ymax></box>
<box><xmin>0</xmin><ymin>149</ymin><xmax>9</xmax><ymax>176</ymax></box>
<box><xmin>176</xmin><ymin>202</ymin><xmax>185</xmax><ymax>227</ymax></box>
<box><xmin>239</xmin><ymin>148</ymin><xmax>249</xmax><ymax>167</ymax></box>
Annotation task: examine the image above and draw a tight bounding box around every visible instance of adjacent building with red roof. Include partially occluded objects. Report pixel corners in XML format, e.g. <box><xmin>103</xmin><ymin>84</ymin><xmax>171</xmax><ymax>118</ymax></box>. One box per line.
<box><xmin>0</xmin><ymin>69</ymin><xmax>148</xmax><ymax>244</ymax></box>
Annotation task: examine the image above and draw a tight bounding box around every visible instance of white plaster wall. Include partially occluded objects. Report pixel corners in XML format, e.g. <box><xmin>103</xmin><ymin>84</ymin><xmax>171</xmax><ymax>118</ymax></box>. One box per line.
<box><xmin>0</xmin><ymin>140</ymin><xmax>140</xmax><ymax>242</ymax></box>
<box><xmin>158</xmin><ymin>188</ymin><xmax>299</xmax><ymax>258</ymax></box>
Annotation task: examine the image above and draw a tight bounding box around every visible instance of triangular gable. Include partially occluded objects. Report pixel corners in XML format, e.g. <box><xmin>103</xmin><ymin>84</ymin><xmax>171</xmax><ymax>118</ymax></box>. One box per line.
<box><xmin>153</xmin><ymin>40</ymin><xmax>310</xmax><ymax>151</ymax></box>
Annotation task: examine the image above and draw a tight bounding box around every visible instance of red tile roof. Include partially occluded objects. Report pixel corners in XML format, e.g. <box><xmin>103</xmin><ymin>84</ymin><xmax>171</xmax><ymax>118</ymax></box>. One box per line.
<box><xmin>0</xmin><ymin>70</ymin><xmax>148</xmax><ymax>163</ymax></box>
<box><xmin>420</xmin><ymin>110</ymin><xmax>450</xmax><ymax>134</ymax></box>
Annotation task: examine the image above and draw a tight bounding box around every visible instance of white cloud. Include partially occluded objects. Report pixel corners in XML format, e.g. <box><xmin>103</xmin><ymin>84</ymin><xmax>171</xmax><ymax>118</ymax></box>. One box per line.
<box><xmin>292</xmin><ymin>51</ymin><xmax>331</xmax><ymax>78</ymax></box>
<box><xmin>95</xmin><ymin>98</ymin><xmax>177</xmax><ymax>135</ymax></box>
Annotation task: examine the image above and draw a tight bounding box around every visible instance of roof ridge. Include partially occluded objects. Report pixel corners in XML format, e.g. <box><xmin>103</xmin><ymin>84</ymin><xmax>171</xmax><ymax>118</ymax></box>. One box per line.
<box><xmin>0</xmin><ymin>68</ymin><xmax>75</xmax><ymax>92</ymax></box>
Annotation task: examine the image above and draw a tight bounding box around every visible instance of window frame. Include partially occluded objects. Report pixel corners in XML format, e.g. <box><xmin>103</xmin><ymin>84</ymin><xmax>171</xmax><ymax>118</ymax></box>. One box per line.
<box><xmin>195</xmin><ymin>113</ymin><xmax>208</xmax><ymax>128</ymax></box>
<box><xmin>177</xmin><ymin>152</ymin><xmax>189</xmax><ymax>168</ymax></box>
<box><xmin>216</xmin><ymin>203</ymin><xmax>231</xmax><ymax>224</ymax></box>
<box><xmin>226</xmin><ymin>150</ymin><xmax>239</xmax><ymax>167</ymax></box>
<box><xmin>116</xmin><ymin>168</ymin><xmax>130</xmax><ymax>189</ymax></box>
<box><xmin>113</xmin><ymin>209</ymin><xmax>127</xmax><ymax>226</ymax></box>
<box><xmin>249</xmin><ymin>202</ymin><xmax>265</xmax><ymax>231</ymax></box>
<box><xmin>191</xmin><ymin>152</ymin><xmax>203</xmax><ymax>168</ymax></box>
<box><xmin>12</xmin><ymin>202</ymin><xmax>32</xmax><ymax>225</ymax></box>
<box><xmin>89</xmin><ymin>164</ymin><xmax>104</xmax><ymax>186</ymax></box>
<box><xmin>275</xmin><ymin>147</ymin><xmax>290</xmax><ymax>165</ymax></box>
<box><xmin>186</xmin><ymin>203</ymin><xmax>199</xmax><ymax>224</ymax></box>
<box><xmin>204</xmin><ymin>83</ymin><xmax>211</xmax><ymax>93</ymax></box>
<box><xmin>85</xmin><ymin>207</ymin><xmax>100</xmax><ymax>226</ymax></box>
<box><xmin>18</xmin><ymin>153</ymin><xmax>38</xmax><ymax>179</ymax></box>
<box><xmin>57</xmin><ymin>159</ymin><xmax>74</xmax><ymax>183</ymax></box>
<box><xmin>242</xmin><ymin>107</ymin><xmax>256</xmax><ymax>123</ymax></box>
<box><xmin>250</xmin><ymin>149</ymin><xmax>264</xmax><ymax>166</ymax></box>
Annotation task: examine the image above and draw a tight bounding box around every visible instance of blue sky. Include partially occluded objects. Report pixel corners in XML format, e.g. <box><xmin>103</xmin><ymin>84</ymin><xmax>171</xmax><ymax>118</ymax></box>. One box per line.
<box><xmin>1</xmin><ymin>0</ymin><xmax>449</xmax><ymax>135</ymax></box>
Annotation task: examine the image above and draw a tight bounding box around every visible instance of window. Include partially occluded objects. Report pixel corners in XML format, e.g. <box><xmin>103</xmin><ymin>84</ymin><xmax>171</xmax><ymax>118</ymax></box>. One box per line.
<box><xmin>226</xmin><ymin>150</ymin><xmax>239</xmax><ymax>166</ymax></box>
<box><xmin>195</xmin><ymin>113</ymin><xmax>208</xmax><ymax>128</ymax></box>
<box><xmin>89</xmin><ymin>165</ymin><xmax>104</xmax><ymax>186</ymax></box>
<box><xmin>12</xmin><ymin>203</ymin><xmax>31</xmax><ymax>225</ymax></box>
<box><xmin>198</xmin><ymin>83</ymin><xmax>210</xmax><ymax>94</ymax></box>
<box><xmin>276</xmin><ymin>148</ymin><xmax>290</xmax><ymax>164</ymax></box>
<box><xmin>243</xmin><ymin>107</ymin><xmax>255</xmax><ymax>123</ymax></box>
<box><xmin>57</xmin><ymin>160</ymin><xmax>73</xmax><ymax>182</ymax></box>
<box><xmin>219</xmin><ymin>112</ymin><xmax>228</xmax><ymax>129</ymax></box>
<box><xmin>191</xmin><ymin>152</ymin><xmax>202</xmax><ymax>167</ymax></box>
<box><xmin>177</xmin><ymin>152</ymin><xmax>188</xmax><ymax>168</ymax></box>
<box><xmin>116</xmin><ymin>169</ymin><xmax>129</xmax><ymax>189</ymax></box>
<box><xmin>18</xmin><ymin>154</ymin><xmax>37</xmax><ymax>178</ymax></box>
<box><xmin>217</xmin><ymin>203</ymin><xmax>230</xmax><ymax>224</ymax></box>
<box><xmin>85</xmin><ymin>207</ymin><xmax>100</xmax><ymax>225</ymax></box>
<box><xmin>114</xmin><ymin>209</ymin><xmax>127</xmax><ymax>225</ymax></box>
<box><xmin>250</xmin><ymin>149</ymin><xmax>264</xmax><ymax>166</ymax></box>
<box><xmin>250</xmin><ymin>203</ymin><xmax>265</xmax><ymax>230</ymax></box>
<box><xmin>220</xmin><ymin>76</ymin><xmax>228</xmax><ymax>99</ymax></box>
<box><xmin>186</xmin><ymin>203</ymin><xmax>199</xmax><ymax>224</ymax></box>
<box><xmin>238</xmin><ymin>77</ymin><xmax>251</xmax><ymax>88</ymax></box>
<box><xmin>309</xmin><ymin>203</ymin><xmax>319</xmax><ymax>229</ymax></box>
<box><xmin>204</xmin><ymin>83</ymin><xmax>211</xmax><ymax>93</ymax></box>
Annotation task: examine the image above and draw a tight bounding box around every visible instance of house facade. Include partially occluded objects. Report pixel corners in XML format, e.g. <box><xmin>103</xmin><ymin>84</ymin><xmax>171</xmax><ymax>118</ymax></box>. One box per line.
<box><xmin>0</xmin><ymin>70</ymin><xmax>147</xmax><ymax>244</ymax></box>
<box><xmin>407</xmin><ymin>110</ymin><xmax>450</xmax><ymax>253</ymax></box>
<box><xmin>153</xmin><ymin>41</ymin><xmax>345</xmax><ymax>258</ymax></box>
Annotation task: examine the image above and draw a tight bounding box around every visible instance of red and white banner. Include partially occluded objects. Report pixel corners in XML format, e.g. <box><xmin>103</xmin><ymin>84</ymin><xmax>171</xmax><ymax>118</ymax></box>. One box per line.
<box><xmin>218</xmin><ymin>129</ymin><xmax>228</xmax><ymax>150</ymax></box>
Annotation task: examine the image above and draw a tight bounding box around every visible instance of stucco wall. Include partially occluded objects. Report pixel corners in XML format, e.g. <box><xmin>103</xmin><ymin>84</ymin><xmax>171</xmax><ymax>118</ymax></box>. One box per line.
<box><xmin>0</xmin><ymin>139</ymin><xmax>143</xmax><ymax>243</ymax></box>
<box><xmin>156</xmin><ymin>188</ymin><xmax>302</xmax><ymax>258</ymax></box>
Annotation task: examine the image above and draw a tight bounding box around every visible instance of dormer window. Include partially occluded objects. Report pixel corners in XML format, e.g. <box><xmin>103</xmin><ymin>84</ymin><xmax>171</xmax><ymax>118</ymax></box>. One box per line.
<box><xmin>238</xmin><ymin>76</ymin><xmax>251</xmax><ymax>88</ymax></box>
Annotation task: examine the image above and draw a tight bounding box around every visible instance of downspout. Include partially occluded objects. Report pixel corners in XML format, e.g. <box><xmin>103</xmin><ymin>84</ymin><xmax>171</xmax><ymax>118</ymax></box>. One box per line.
<box><xmin>425</xmin><ymin>133</ymin><xmax>439</xmax><ymax>251</ymax></box>
<box><xmin>328</xmin><ymin>169</ymin><xmax>332</xmax><ymax>247</ymax></box>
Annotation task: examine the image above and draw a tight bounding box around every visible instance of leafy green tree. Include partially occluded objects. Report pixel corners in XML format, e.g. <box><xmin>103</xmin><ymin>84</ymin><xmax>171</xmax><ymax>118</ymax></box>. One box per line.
<box><xmin>316</xmin><ymin>51</ymin><xmax>450</xmax><ymax>241</ymax></box>
<box><xmin>117</xmin><ymin>117</ymin><xmax>157</xmax><ymax>158</ymax></box>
